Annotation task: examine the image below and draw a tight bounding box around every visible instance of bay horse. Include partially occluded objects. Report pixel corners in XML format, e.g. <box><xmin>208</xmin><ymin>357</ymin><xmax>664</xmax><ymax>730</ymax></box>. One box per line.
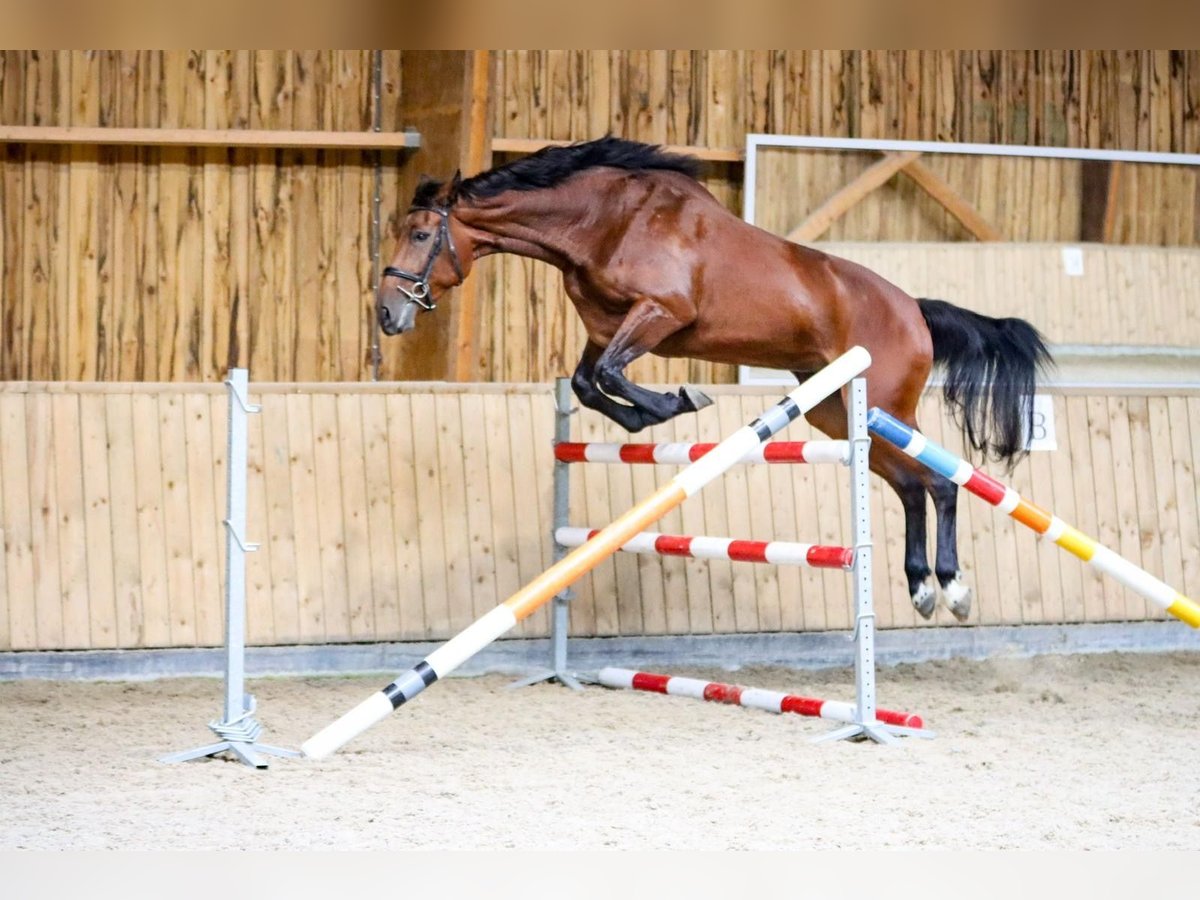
<box><xmin>377</xmin><ymin>137</ymin><xmax>1051</xmax><ymax>622</ymax></box>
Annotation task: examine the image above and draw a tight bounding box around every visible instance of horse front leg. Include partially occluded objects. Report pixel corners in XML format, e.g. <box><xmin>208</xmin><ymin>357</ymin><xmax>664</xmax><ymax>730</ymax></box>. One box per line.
<box><xmin>569</xmin><ymin>340</ymin><xmax>655</xmax><ymax>432</ymax></box>
<box><xmin>590</xmin><ymin>300</ymin><xmax>712</xmax><ymax>433</ymax></box>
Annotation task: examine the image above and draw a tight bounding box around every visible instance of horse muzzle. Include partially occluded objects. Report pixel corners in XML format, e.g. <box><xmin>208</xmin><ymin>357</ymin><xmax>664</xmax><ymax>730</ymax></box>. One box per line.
<box><xmin>378</xmin><ymin>299</ymin><xmax>420</xmax><ymax>336</ymax></box>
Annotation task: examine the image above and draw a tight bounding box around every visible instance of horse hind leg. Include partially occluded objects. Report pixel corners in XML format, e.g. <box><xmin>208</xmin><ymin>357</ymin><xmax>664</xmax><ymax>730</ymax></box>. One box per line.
<box><xmin>925</xmin><ymin>471</ymin><xmax>972</xmax><ymax>621</ymax></box>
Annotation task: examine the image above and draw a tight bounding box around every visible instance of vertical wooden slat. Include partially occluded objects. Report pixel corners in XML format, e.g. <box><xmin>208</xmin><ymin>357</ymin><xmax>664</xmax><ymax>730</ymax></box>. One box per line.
<box><xmin>78</xmin><ymin>394</ymin><xmax>118</xmax><ymax>648</ymax></box>
<box><xmin>181</xmin><ymin>392</ymin><xmax>222</xmax><ymax>645</ymax></box>
<box><xmin>0</xmin><ymin>395</ymin><xmax>35</xmax><ymax>648</ymax></box>
<box><xmin>202</xmin><ymin>51</ymin><xmax>235</xmax><ymax>378</ymax></box>
<box><xmin>128</xmin><ymin>393</ymin><xmax>168</xmax><ymax>645</ymax></box>
<box><xmin>155</xmin><ymin>394</ymin><xmax>196</xmax><ymax>645</ymax></box>
<box><xmin>1084</xmin><ymin>396</ymin><xmax>1124</xmax><ymax>620</ymax></box>
<box><xmin>335</xmin><ymin>394</ymin><xmax>376</xmax><ymax>639</ymax></box>
<box><xmin>715</xmin><ymin>397</ymin><xmax>757</xmax><ymax>632</ymax></box>
<box><xmin>1125</xmin><ymin>396</ymin><xmax>1162</xmax><ymax>621</ymax></box>
<box><xmin>673</xmin><ymin>405</ymin><xmax>714</xmax><ymax>634</ymax></box>
<box><xmin>457</xmin><ymin>394</ymin><xmax>498</xmax><ymax>619</ymax></box>
<box><xmin>384</xmin><ymin>394</ymin><xmax>424</xmax><ymax>640</ymax></box>
<box><xmin>603</xmin><ymin>415</ymin><xmax>642</xmax><ymax>636</ymax></box>
<box><xmin>67</xmin><ymin>52</ymin><xmax>100</xmax><ymax>381</ymax></box>
<box><xmin>359</xmin><ymin>395</ymin><xmax>401</xmax><ymax>639</ymax></box>
<box><xmin>258</xmin><ymin>393</ymin><xmax>300</xmax><ymax>643</ymax></box>
<box><xmin>1064</xmin><ymin>396</ymin><xmax>1106</xmax><ymax>621</ymax></box>
<box><xmin>1024</xmin><ymin>398</ymin><xmax>1062</xmax><ymax>624</ymax></box>
<box><xmin>480</xmin><ymin>394</ymin><xmax>522</xmax><ymax>613</ymax></box>
<box><xmin>284</xmin><ymin>394</ymin><xmax>325</xmax><ymax>642</ymax></box>
<box><xmin>0</xmin><ymin>53</ymin><xmax>26</xmax><ymax>379</ymax></box>
<box><xmin>290</xmin><ymin>51</ymin><xmax>322</xmax><ymax>380</ymax></box>
<box><xmin>576</xmin><ymin>407</ymin><xmax>615</xmax><ymax>636</ymax></box>
<box><xmin>309</xmin><ymin>393</ymin><xmax>350</xmax><ymax>640</ymax></box>
<box><xmin>0</xmin><ymin>399</ymin><xmax>7</xmax><ymax>647</ymax></box>
<box><xmin>25</xmin><ymin>394</ymin><xmax>62</xmax><ymax>648</ymax></box>
<box><xmin>1148</xmin><ymin>398</ymin><xmax>1185</xmax><ymax>598</ymax></box>
<box><xmin>243</xmin><ymin>390</ymin><xmax>275</xmax><ymax>645</ymax></box>
<box><xmin>1167</xmin><ymin>396</ymin><xmax>1200</xmax><ymax>604</ymax></box>
<box><xmin>102</xmin><ymin>393</ymin><xmax>143</xmax><ymax>646</ymax></box>
<box><xmin>409</xmin><ymin>393</ymin><xmax>449</xmax><ymax>637</ymax></box>
<box><xmin>48</xmin><ymin>395</ymin><xmax>89</xmax><ymax>648</ymax></box>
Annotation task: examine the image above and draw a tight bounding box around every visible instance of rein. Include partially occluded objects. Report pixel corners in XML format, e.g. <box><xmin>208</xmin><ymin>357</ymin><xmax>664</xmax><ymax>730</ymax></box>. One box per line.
<box><xmin>381</xmin><ymin>205</ymin><xmax>464</xmax><ymax>311</ymax></box>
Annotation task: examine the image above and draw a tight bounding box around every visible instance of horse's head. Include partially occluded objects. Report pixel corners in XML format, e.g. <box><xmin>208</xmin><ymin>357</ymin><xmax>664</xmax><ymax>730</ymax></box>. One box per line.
<box><xmin>377</xmin><ymin>173</ymin><xmax>471</xmax><ymax>336</ymax></box>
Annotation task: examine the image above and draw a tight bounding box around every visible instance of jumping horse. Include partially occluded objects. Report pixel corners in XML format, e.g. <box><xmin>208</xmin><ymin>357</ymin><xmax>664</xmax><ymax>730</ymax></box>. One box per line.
<box><xmin>378</xmin><ymin>137</ymin><xmax>1051</xmax><ymax>621</ymax></box>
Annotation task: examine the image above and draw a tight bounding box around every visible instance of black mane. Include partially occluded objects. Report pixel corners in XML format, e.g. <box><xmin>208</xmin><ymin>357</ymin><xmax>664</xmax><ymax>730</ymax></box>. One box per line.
<box><xmin>413</xmin><ymin>137</ymin><xmax>701</xmax><ymax>207</ymax></box>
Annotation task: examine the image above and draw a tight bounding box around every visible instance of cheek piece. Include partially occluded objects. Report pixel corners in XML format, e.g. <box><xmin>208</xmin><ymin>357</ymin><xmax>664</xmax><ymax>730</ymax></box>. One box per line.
<box><xmin>382</xmin><ymin>205</ymin><xmax>464</xmax><ymax>313</ymax></box>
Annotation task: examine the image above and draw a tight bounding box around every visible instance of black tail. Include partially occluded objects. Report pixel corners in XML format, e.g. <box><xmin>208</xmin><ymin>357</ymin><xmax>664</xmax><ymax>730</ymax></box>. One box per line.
<box><xmin>917</xmin><ymin>298</ymin><xmax>1053</xmax><ymax>465</ymax></box>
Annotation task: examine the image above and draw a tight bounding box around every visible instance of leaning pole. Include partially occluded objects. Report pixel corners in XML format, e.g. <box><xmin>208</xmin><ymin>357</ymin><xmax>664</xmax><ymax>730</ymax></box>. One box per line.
<box><xmin>867</xmin><ymin>407</ymin><xmax>1200</xmax><ymax>629</ymax></box>
<box><xmin>301</xmin><ymin>346</ymin><xmax>872</xmax><ymax>759</ymax></box>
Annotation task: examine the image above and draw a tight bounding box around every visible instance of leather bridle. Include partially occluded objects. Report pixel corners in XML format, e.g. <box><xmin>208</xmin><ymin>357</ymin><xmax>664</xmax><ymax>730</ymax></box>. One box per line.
<box><xmin>381</xmin><ymin>205</ymin><xmax>464</xmax><ymax>312</ymax></box>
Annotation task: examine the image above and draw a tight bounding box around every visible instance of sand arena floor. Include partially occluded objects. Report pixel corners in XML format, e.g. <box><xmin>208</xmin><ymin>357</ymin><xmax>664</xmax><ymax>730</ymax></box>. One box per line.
<box><xmin>2</xmin><ymin>651</ymin><xmax>1199</xmax><ymax>851</ymax></box>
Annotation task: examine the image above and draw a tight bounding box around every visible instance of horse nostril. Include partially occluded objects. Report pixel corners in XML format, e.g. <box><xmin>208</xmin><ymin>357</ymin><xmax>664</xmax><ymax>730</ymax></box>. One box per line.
<box><xmin>379</xmin><ymin>306</ymin><xmax>391</xmax><ymax>327</ymax></box>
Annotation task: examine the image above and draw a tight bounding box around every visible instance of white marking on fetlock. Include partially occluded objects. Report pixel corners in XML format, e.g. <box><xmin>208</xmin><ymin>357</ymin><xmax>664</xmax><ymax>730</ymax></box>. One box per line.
<box><xmin>941</xmin><ymin>572</ymin><xmax>972</xmax><ymax>621</ymax></box>
<box><xmin>911</xmin><ymin>578</ymin><xmax>937</xmax><ymax>619</ymax></box>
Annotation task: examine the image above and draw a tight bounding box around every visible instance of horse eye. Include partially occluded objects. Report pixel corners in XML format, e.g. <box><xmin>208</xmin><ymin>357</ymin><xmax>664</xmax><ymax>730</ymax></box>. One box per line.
<box><xmin>412</xmin><ymin>230</ymin><xmax>430</xmax><ymax>242</ymax></box>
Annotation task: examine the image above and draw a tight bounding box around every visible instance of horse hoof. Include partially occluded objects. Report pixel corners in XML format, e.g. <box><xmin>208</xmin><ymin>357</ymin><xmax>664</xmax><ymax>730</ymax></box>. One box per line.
<box><xmin>910</xmin><ymin>578</ymin><xmax>936</xmax><ymax>619</ymax></box>
<box><xmin>941</xmin><ymin>573</ymin><xmax>972</xmax><ymax>622</ymax></box>
<box><xmin>680</xmin><ymin>386</ymin><xmax>713</xmax><ymax>412</ymax></box>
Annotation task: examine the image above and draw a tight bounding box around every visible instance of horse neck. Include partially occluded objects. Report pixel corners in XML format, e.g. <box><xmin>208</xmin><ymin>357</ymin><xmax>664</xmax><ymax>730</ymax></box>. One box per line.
<box><xmin>456</xmin><ymin>189</ymin><xmax>593</xmax><ymax>270</ymax></box>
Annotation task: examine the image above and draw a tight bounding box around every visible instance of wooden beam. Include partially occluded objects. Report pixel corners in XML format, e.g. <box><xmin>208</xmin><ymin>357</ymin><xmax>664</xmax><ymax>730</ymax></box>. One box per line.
<box><xmin>0</xmin><ymin>124</ymin><xmax>421</xmax><ymax>150</ymax></box>
<box><xmin>1080</xmin><ymin>160</ymin><xmax>1112</xmax><ymax>242</ymax></box>
<box><xmin>388</xmin><ymin>51</ymin><xmax>476</xmax><ymax>382</ymax></box>
<box><xmin>900</xmin><ymin>159</ymin><xmax>1004</xmax><ymax>242</ymax></box>
<box><xmin>453</xmin><ymin>50</ymin><xmax>493</xmax><ymax>382</ymax></box>
<box><xmin>491</xmin><ymin>136</ymin><xmax>743</xmax><ymax>163</ymax></box>
<box><xmin>1102</xmin><ymin>161</ymin><xmax>1123</xmax><ymax>243</ymax></box>
<box><xmin>786</xmin><ymin>151</ymin><xmax>920</xmax><ymax>242</ymax></box>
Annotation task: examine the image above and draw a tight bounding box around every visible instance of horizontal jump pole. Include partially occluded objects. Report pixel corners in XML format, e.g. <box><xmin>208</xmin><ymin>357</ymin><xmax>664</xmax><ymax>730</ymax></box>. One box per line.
<box><xmin>867</xmin><ymin>407</ymin><xmax>1200</xmax><ymax>629</ymax></box>
<box><xmin>554</xmin><ymin>439</ymin><xmax>849</xmax><ymax>465</ymax></box>
<box><xmin>598</xmin><ymin>668</ymin><xmax>924</xmax><ymax>729</ymax></box>
<box><xmin>556</xmin><ymin>527</ymin><xmax>853</xmax><ymax>569</ymax></box>
<box><xmin>300</xmin><ymin>346</ymin><xmax>872</xmax><ymax>759</ymax></box>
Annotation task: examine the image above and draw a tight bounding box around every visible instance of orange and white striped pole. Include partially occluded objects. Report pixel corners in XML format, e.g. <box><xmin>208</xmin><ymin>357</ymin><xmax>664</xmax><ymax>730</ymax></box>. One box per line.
<box><xmin>868</xmin><ymin>407</ymin><xmax>1200</xmax><ymax>629</ymax></box>
<box><xmin>301</xmin><ymin>346</ymin><xmax>871</xmax><ymax>759</ymax></box>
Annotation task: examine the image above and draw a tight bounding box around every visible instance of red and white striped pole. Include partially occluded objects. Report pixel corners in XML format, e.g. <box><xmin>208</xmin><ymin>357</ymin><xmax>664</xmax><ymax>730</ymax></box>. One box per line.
<box><xmin>555</xmin><ymin>527</ymin><xmax>853</xmax><ymax>569</ymax></box>
<box><xmin>599</xmin><ymin>668</ymin><xmax>924</xmax><ymax>729</ymax></box>
<box><xmin>554</xmin><ymin>440</ymin><xmax>849</xmax><ymax>465</ymax></box>
<box><xmin>301</xmin><ymin>347</ymin><xmax>871</xmax><ymax>759</ymax></box>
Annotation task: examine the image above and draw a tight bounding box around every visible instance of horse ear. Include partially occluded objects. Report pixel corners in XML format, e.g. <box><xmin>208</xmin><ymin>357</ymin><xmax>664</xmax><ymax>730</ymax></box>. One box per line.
<box><xmin>448</xmin><ymin>169</ymin><xmax>463</xmax><ymax>203</ymax></box>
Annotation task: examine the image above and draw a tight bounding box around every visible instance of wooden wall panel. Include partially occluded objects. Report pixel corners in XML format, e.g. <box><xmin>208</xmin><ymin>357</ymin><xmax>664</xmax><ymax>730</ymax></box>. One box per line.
<box><xmin>2</xmin><ymin>381</ymin><xmax>1198</xmax><ymax>652</ymax></box>
<box><xmin>4</xmin><ymin>51</ymin><xmax>1200</xmax><ymax>384</ymax></box>
<box><xmin>471</xmin><ymin>51</ymin><xmax>1200</xmax><ymax>385</ymax></box>
<box><xmin>784</xmin><ymin>243</ymin><xmax>1200</xmax><ymax>350</ymax></box>
<box><xmin>1</xmin><ymin>51</ymin><xmax>381</xmax><ymax>384</ymax></box>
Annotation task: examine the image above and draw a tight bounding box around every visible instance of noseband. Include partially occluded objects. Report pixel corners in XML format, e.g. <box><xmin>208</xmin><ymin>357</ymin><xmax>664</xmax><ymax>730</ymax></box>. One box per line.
<box><xmin>381</xmin><ymin>205</ymin><xmax>464</xmax><ymax>312</ymax></box>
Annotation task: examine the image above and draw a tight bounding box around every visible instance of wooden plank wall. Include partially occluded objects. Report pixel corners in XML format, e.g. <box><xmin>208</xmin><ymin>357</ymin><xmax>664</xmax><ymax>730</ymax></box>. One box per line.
<box><xmin>2</xmin><ymin>381</ymin><xmax>1197</xmax><ymax>651</ymax></box>
<box><xmin>492</xmin><ymin>52</ymin><xmax>1200</xmax><ymax>170</ymax></box>
<box><xmin>0</xmin><ymin>50</ymin><xmax>396</xmax><ymax>384</ymax></box>
<box><xmin>816</xmin><ymin>243</ymin><xmax>1200</xmax><ymax>349</ymax></box>
<box><xmin>477</xmin><ymin>50</ymin><xmax>1200</xmax><ymax>384</ymax></box>
<box><xmin>5</xmin><ymin>51</ymin><xmax>1200</xmax><ymax>385</ymax></box>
